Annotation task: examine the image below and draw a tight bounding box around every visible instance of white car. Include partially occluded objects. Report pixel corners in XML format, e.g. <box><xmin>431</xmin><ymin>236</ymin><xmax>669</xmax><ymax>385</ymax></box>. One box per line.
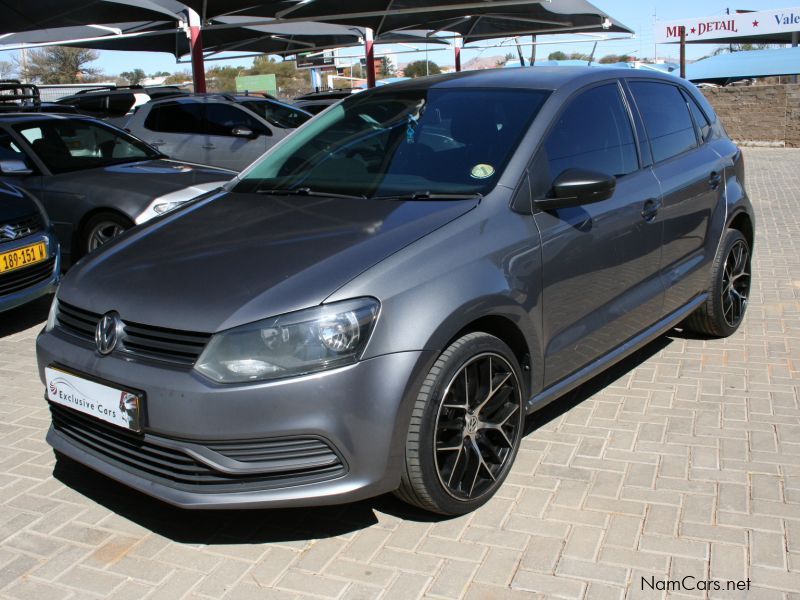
<box><xmin>126</xmin><ymin>94</ymin><xmax>312</xmax><ymax>172</ymax></box>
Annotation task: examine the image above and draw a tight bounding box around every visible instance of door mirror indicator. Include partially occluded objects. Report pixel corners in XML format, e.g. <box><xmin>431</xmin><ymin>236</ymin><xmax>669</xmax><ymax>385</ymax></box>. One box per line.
<box><xmin>0</xmin><ymin>159</ymin><xmax>33</xmax><ymax>176</ymax></box>
<box><xmin>231</xmin><ymin>126</ymin><xmax>257</xmax><ymax>139</ymax></box>
<box><xmin>536</xmin><ymin>168</ymin><xmax>616</xmax><ymax>210</ymax></box>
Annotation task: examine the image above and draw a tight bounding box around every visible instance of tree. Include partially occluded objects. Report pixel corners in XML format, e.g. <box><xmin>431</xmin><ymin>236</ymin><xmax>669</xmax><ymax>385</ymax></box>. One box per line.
<box><xmin>598</xmin><ymin>54</ymin><xmax>635</xmax><ymax>64</ymax></box>
<box><xmin>20</xmin><ymin>47</ymin><xmax>100</xmax><ymax>83</ymax></box>
<box><xmin>0</xmin><ymin>60</ymin><xmax>14</xmax><ymax>79</ymax></box>
<box><xmin>150</xmin><ymin>71</ymin><xmax>171</xmax><ymax>78</ymax></box>
<box><xmin>548</xmin><ymin>51</ymin><xmax>568</xmax><ymax>60</ymax></box>
<box><xmin>249</xmin><ymin>56</ymin><xmax>309</xmax><ymax>97</ymax></box>
<box><xmin>379</xmin><ymin>56</ymin><xmax>396</xmax><ymax>78</ymax></box>
<box><xmin>120</xmin><ymin>68</ymin><xmax>145</xmax><ymax>85</ymax></box>
<box><xmin>164</xmin><ymin>70</ymin><xmax>191</xmax><ymax>84</ymax></box>
<box><xmin>206</xmin><ymin>65</ymin><xmax>242</xmax><ymax>92</ymax></box>
<box><xmin>403</xmin><ymin>60</ymin><xmax>441</xmax><ymax>78</ymax></box>
<box><xmin>567</xmin><ymin>52</ymin><xmax>593</xmax><ymax>61</ymax></box>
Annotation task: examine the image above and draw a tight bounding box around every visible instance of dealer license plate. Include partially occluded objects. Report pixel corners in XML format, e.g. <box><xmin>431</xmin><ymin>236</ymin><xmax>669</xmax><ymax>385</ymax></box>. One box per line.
<box><xmin>0</xmin><ymin>241</ymin><xmax>47</xmax><ymax>274</ymax></box>
<box><xmin>45</xmin><ymin>366</ymin><xmax>142</xmax><ymax>432</ymax></box>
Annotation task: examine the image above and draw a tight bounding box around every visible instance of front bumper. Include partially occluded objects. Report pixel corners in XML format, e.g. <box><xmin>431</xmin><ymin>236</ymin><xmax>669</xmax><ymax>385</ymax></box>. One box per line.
<box><xmin>0</xmin><ymin>229</ymin><xmax>60</xmax><ymax>313</ymax></box>
<box><xmin>37</xmin><ymin>328</ymin><xmax>434</xmax><ymax>509</ymax></box>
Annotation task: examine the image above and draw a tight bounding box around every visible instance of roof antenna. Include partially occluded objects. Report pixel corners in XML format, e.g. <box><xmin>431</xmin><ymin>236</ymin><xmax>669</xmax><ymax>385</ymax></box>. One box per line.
<box><xmin>587</xmin><ymin>41</ymin><xmax>598</xmax><ymax>66</ymax></box>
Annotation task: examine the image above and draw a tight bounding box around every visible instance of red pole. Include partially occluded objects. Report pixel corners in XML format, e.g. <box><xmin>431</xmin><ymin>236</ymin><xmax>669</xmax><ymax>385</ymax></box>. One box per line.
<box><xmin>455</xmin><ymin>45</ymin><xmax>461</xmax><ymax>72</ymax></box>
<box><xmin>365</xmin><ymin>27</ymin><xmax>376</xmax><ymax>89</ymax></box>
<box><xmin>190</xmin><ymin>24</ymin><xmax>207</xmax><ymax>93</ymax></box>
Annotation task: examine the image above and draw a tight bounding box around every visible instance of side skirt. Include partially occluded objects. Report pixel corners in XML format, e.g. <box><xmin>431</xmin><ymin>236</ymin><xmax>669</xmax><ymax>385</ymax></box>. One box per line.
<box><xmin>526</xmin><ymin>293</ymin><xmax>707</xmax><ymax>415</ymax></box>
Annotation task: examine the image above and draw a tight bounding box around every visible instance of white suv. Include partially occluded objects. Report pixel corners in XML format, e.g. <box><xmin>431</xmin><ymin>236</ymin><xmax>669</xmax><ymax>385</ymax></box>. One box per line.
<box><xmin>126</xmin><ymin>94</ymin><xmax>312</xmax><ymax>171</ymax></box>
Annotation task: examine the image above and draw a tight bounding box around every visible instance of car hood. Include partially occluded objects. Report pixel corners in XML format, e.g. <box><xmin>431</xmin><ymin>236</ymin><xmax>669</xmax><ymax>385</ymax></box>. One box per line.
<box><xmin>59</xmin><ymin>191</ymin><xmax>479</xmax><ymax>333</ymax></box>
<box><xmin>46</xmin><ymin>159</ymin><xmax>234</xmax><ymax>199</ymax></box>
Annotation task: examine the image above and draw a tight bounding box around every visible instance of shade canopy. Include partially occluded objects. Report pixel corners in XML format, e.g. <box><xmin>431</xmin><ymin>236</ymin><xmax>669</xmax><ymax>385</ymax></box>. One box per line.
<box><xmin>0</xmin><ymin>0</ymin><xmax>184</xmax><ymax>35</ymax></box>
<box><xmin>686</xmin><ymin>48</ymin><xmax>800</xmax><ymax>84</ymax></box>
<box><xmin>181</xmin><ymin>0</ymin><xmax>632</xmax><ymax>40</ymax></box>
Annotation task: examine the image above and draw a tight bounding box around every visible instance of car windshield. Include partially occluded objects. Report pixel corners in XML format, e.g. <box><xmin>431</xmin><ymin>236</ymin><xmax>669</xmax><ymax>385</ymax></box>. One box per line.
<box><xmin>235</xmin><ymin>87</ymin><xmax>550</xmax><ymax>199</ymax></box>
<box><xmin>14</xmin><ymin>119</ymin><xmax>159</xmax><ymax>174</ymax></box>
<box><xmin>240</xmin><ymin>100</ymin><xmax>311</xmax><ymax>129</ymax></box>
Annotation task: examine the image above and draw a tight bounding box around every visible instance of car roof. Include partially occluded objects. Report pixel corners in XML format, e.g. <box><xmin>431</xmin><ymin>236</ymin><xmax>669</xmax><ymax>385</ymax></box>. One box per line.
<box><xmin>374</xmin><ymin>66</ymin><xmax>682</xmax><ymax>92</ymax></box>
<box><xmin>0</xmin><ymin>112</ymin><xmax>104</xmax><ymax>124</ymax></box>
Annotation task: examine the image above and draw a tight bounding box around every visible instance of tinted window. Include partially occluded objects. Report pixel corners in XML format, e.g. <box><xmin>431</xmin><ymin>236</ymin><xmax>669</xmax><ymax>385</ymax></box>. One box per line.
<box><xmin>544</xmin><ymin>83</ymin><xmax>638</xmax><ymax>181</ymax></box>
<box><xmin>685</xmin><ymin>93</ymin><xmax>712</xmax><ymax>142</ymax></box>
<box><xmin>237</xmin><ymin>88</ymin><xmax>549</xmax><ymax>198</ymax></box>
<box><xmin>145</xmin><ymin>103</ymin><xmax>205</xmax><ymax>134</ymax></box>
<box><xmin>0</xmin><ymin>131</ymin><xmax>27</xmax><ymax>164</ymax></box>
<box><xmin>16</xmin><ymin>119</ymin><xmax>157</xmax><ymax>174</ymax></box>
<box><xmin>76</xmin><ymin>95</ymin><xmax>106</xmax><ymax>114</ymax></box>
<box><xmin>241</xmin><ymin>100</ymin><xmax>311</xmax><ymax>129</ymax></box>
<box><xmin>630</xmin><ymin>82</ymin><xmax>697</xmax><ymax>162</ymax></box>
<box><xmin>107</xmin><ymin>93</ymin><xmax>136</xmax><ymax>117</ymax></box>
<box><xmin>205</xmin><ymin>103</ymin><xmax>268</xmax><ymax>137</ymax></box>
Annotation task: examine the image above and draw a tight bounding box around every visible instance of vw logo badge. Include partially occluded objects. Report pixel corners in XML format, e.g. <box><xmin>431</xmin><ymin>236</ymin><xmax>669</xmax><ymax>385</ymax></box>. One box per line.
<box><xmin>95</xmin><ymin>312</ymin><xmax>121</xmax><ymax>356</ymax></box>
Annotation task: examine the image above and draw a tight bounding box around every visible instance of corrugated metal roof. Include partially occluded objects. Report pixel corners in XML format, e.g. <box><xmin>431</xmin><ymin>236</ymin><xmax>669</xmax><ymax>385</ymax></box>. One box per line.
<box><xmin>686</xmin><ymin>47</ymin><xmax>800</xmax><ymax>82</ymax></box>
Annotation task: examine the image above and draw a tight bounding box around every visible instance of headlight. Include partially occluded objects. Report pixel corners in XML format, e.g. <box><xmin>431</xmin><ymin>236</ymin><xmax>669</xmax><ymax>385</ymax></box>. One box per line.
<box><xmin>153</xmin><ymin>200</ymin><xmax>188</xmax><ymax>215</ymax></box>
<box><xmin>45</xmin><ymin>296</ymin><xmax>58</xmax><ymax>332</ymax></box>
<box><xmin>195</xmin><ymin>298</ymin><xmax>379</xmax><ymax>383</ymax></box>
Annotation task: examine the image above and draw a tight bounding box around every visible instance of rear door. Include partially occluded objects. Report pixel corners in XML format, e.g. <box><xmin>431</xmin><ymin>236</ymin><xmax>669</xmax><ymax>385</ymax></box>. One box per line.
<box><xmin>139</xmin><ymin>102</ymin><xmax>207</xmax><ymax>165</ymax></box>
<box><xmin>202</xmin><ymin>102</ymin><xmax>276</xmax><ymax>171</ymax></box>
<box><xmin>627</xmin><ymin>80</ymin><xmax>727</xmax><ymax>314</ymax></box>
<box><xmin>533</xmin><ymin>81</ymin><xmax>665</xmax><ymax>386</ymax></box>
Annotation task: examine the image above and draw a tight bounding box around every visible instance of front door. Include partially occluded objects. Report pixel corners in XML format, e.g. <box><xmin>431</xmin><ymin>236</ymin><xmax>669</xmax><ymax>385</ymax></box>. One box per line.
<box><xmin>202</xmin><ymin>103</ymin><xmax>273</xmax><ymax>171</ymax></box>
<box><xmin>533</xmin><ymin>82</ymin><xmax>665</xmax><ymax>386</ymax></box>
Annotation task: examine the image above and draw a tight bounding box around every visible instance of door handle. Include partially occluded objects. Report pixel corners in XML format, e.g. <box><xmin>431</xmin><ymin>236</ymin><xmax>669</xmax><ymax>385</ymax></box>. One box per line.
<box><xmin>641</xmin><ymin>198</ymin><xmax>661</xmax><ymax>222</ymax></box>
<box><xmin>709</xmin><ymin>171</ymin><xmax>722</xmax><ymax>190</ymax></box>
<box><xmin>150</xmin><ymin>140</ymin><xmax>166</xmax><ymax>147</ymax></box>
<box><xmin>202</xmin><ymin>144</ymin><xmax>216</xmax><ymax>150</ymax></box>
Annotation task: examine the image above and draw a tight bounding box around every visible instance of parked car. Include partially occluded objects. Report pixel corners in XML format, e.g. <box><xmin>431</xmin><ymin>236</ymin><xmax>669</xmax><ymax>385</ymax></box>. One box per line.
<box><xmin>126</xmin><ymin>94</ymin><xmax>312</xmax><ymax>171</ymax></box>
<box><xmin>293</xmin><ymin>89</ymin><xmax>354</xmax><ymax>115</ymax></box>
<box><xmin>56</xmin><ymin>85</ymin><xmax>188</xmax><ymax>127</ymax></box>
<box><xmin>37</xmin><ymin>68</ymin><xmax>754</xmax><ymax>515</ymax></box>
<box><xmin>0</xmin><ymin>180</ymin><xmax>60</xmax><ymax>312</ymax></box>
<box><xmin>0</xmin><ymin>114</ymin><xmax>233</xmax><ymax>265</ymax></box>
<box><xmin>0</xmin><ymin>80</ymin><xmax>81</xmax><ymax>115</ymax></box>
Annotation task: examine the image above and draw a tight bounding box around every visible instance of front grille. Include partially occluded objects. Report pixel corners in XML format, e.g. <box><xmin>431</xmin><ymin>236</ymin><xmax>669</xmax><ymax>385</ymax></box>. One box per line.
<box><xmin>0</xmin><ymin>256</ymin><xmax>55</xmax><ymax>297</ymax></box>
<box><xmin>56</xmin><ymin>301</ymin><xmax>211</xmax><ymax>366</ymax></box>
<box><xmin>0</xmin><ymin>213</ymin><xmax>42</xmax><ymax>242</ymax></box>
<box><xmin>50</xmin><ymin>404</ymin><xmax>346</xmax><ymax>492</ymax></box>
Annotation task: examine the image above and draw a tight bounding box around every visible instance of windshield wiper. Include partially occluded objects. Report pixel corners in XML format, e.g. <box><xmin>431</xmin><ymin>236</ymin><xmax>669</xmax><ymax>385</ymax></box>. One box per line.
<box><xmin>256</xmin><ymin>187</ymin><xmax>367</xmax><ymax>200</ymax></box>
<box><xmin>371</xmin><ymin>191</ymin><xmax>483</xmax><ymax>201</ymax></box>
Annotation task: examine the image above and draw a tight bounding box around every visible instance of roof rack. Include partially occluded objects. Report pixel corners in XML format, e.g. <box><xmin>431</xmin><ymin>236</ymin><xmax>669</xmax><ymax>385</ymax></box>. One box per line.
<box><xmin>0</xmin><ymin>80</ymin><xmax>41</xmax><ymax>108</ymax></box>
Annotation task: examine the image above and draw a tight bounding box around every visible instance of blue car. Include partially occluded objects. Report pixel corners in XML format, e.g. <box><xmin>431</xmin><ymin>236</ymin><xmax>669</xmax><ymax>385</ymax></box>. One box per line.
<box><xmin>0</xmin><ymin>180</ymin><xmax>60</xmax><ymax>312</ymax></box>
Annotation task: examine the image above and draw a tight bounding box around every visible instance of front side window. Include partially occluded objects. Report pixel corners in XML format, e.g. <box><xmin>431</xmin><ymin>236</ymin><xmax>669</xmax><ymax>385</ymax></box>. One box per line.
<box><xmin>629</xmin><ymin>81</ymin><xmax>698</xmax><ymax>163</ymax></box>
<box><xmin>205</xmin><ymin>103</ymin><xmax>269</xmax><ymax>137</ymax></box>
<box><xmin>236</xmin><ymin>87</ymin><xmax>549</xmax><ymax>198</ymax></box>
<box><xmin>544</xmin><ymin>83</ymin><xmax>638</xmax><ymax>182</ymax></box>
<box><xmin>15</xmin><ymin>119</ymin><xmax>158</xmax><ymax>174</ymax></box>
<box><xmin>241</xmin><ymin>100</ymin><xmax>311</xmax><ymax>129</ymax></box>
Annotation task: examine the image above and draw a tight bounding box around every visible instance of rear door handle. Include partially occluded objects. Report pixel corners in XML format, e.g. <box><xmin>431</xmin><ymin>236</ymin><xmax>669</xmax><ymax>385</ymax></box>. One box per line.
<box><xmin>641</xmin><ymin>198</ymin><xmax>661</xmax><ymax>222</ymax></box>
<box><xmin>202</xmin><ymin>144</ymin><xmax>216</xmax><ymax>150</ymax></box>
<box><xmin>709</xmin><ymin>171</ymin><xmax>722</xmax><ymax>189</ymax></box>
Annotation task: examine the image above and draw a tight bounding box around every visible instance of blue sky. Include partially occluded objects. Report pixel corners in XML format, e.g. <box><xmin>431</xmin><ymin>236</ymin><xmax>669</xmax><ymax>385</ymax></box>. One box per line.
<box><xmin>1</xmin><ymin>0</ymin><xmax>797</xmax><ymax>77</ymax></box>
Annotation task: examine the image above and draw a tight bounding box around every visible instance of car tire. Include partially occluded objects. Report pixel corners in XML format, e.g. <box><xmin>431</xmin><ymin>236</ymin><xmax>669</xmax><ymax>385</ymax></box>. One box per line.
<box><xmin>685</xmin><ymin>228</ymin><xmax>751</xmax><ymax>337</ymax></box>
<box><xmin>81</xmin><ymin>212</ymin><xmax>133</xmax><ymax>257</ymax></box>
<box><xmin>395</xmin><ymin>332</ymin><xmax>525</xmax><ymax>515</ymax></box>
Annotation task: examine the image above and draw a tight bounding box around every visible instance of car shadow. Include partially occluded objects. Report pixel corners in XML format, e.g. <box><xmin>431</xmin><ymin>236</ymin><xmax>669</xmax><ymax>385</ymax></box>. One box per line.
<box><xmin>52</xmin><ymin>332</ymin><xmax>675</xmax><ymax>543</ymax></box>
<box><xmin>0</xmin><ymin>294</ymin><xmax>51</xmax><ymax>338</ymax></box>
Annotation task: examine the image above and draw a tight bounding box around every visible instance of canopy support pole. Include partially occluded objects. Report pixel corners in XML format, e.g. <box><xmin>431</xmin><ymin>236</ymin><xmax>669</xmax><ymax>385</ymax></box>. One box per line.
<box><xmin>187</xmin><ymin>8</ymin><xmax>206</xmax><ymax>93</ymax></box>
<box><xmin>365</xmin><ymin>27</ymin><xmax>376</xmax><ymax>88</ymax></box>
<box><xmin>454</xmin><ymin>39</ymin><xmax>462</xmax><ymax>72</ymax></box>
<box><xmin>679</xmin><ymin>27</ymin><xmax>686</xmax><ymax>79</ymax></box>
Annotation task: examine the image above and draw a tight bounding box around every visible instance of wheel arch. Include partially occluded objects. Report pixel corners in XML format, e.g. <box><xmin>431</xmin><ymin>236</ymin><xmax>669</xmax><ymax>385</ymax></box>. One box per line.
<box><xmin>728</xmin><ymin>210</ymin><xmax>754</xmax><ymax>250</ymax></box>
<box><xmin>74</xmin><ymin>207</ymin><xmax>135</xmax><ymax>259</ymax></box>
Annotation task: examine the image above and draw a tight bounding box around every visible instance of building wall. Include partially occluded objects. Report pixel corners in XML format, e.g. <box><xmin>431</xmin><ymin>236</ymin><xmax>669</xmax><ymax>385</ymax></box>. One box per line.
<box><xmin>701</xmin><ymin>84</ymin><xmax>800</xmax><ymax>148</ymax></box>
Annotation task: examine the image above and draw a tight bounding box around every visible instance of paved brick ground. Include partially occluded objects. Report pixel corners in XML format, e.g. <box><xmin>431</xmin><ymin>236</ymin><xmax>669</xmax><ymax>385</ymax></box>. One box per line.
<box><xmin>0</xmin><ymin>147</ymin><xmax>798</xmax><ymax>600</ymax></box>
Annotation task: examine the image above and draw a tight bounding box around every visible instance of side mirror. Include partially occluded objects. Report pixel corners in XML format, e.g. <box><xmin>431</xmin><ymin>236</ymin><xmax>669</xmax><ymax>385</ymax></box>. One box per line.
<box><xmin>231</xmin><ymin>126</ymin><xmax>257</xmax><ymax>139</ymax></box>
<box><xmin>536</xmin><ymin>168</ymin><xmax>616</xmax><ymax>210</ymax></box>
<box><xmin>0</xmin><ymin>159</ymin><xmax>33</xmax><ymax>176</ymax></box>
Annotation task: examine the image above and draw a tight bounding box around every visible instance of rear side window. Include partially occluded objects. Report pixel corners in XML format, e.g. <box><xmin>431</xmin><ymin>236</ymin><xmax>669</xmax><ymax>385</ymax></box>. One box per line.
<box><xmin>145</xmin><ymin>103</ymin><xmax>205</xmax><ymax>134</ymax></box>
<box><xmin>684</xmin><ymin>92</ymin><xmax>712</xmax><ymax>142</ymax></box>
<box><xmin>106</xmin><ymin>93</ymin><xmax>136</xmax><ymax>117</ymax></box>
<box><xmin>629</xmin><ymin>81</ymin><xmax>697</xmax><ymax>162</ymax></box>
<box><xmin>76</xmin><ymin>95</ymin><xmax>106</xmax><ymax>114</ymax></box>
<box><xmin>544</xmin><ymin>83</ymin><xmax>638</xmax><ymax>180</ymax></box>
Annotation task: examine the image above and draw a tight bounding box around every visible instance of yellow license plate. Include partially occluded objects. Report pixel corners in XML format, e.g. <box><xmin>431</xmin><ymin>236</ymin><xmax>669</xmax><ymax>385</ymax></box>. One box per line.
<box><xmin>0</xmin><ymin>242</ymin><xmax>47</xmax><ymax>274</ymax></box>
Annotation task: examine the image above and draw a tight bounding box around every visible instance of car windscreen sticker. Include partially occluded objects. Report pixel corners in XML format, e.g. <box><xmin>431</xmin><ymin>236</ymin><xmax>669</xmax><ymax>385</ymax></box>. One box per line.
<box><xmin>470</xmin><ymin>164</ymin><xmax>495</xmax><ymax>179</ymax></box>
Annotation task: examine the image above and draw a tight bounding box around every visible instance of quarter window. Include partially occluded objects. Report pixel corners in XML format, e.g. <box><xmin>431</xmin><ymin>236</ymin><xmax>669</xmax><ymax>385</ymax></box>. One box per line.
<box><xmin>544</xmin><ymin>83</ymin><xmax>638</xmax><ymax>182</ymax></box>
<box><xmin>629</xmin><ymin>81</ymin><xmax>698</xmax><ymax>162</ymax></box>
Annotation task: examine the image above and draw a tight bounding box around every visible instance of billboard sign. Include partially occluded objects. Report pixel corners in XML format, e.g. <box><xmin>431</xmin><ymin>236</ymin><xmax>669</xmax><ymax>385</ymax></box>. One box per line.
<box><xmin>656</xmin><ymin>7</ymin><xmax>800</xmax><ymax>43</ymax></box>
